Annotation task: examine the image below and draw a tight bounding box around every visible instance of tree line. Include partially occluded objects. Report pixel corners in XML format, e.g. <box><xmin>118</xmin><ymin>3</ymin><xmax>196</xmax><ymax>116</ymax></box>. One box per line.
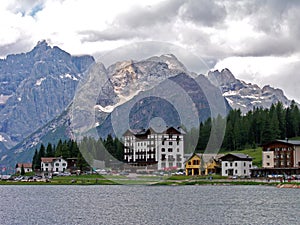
<box><xmin>32</xmin><ymin>139</ymin><xmax>89</xmax><ymax>171</ymax></box>
<box><xmin>32</xmin><ymin>135</ymin><xmax>124</xmax><ymax>171</ymax></box>
<box><xmin>186</xmin><ymin>101</ymin><xmax>300</xmax><ymax>152</ymax></box>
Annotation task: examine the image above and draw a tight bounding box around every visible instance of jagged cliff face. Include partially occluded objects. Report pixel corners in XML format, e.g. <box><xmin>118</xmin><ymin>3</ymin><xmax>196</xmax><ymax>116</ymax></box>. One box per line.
<box><xmin>0</xmin><ymin>41</ymin><xmax>95</xmax><ymax>147</ymax></box>
<box><xmin>97</xmin><ymin>54</ymin><xmax>190</xmax><ymax>110</ymax></box>
<box><xmin>208</xmin><ymin>68</ymin><xmax>292</xmax><ymax>113</ymax></box>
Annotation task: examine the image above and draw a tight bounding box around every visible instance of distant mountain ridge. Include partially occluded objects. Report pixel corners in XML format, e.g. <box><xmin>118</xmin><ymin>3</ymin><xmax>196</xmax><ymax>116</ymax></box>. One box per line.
<box><xmin>208</xmin><ymin>68</ymin><xmax>293</xmax><ymax>113</ymax></box>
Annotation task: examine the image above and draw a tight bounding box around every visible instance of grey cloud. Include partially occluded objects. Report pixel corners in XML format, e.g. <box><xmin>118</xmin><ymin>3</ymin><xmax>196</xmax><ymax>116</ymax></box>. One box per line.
<box><xmin>80</xmin><ymin>0</ymin><xmax>300</xmax><ymax>60</ymax></box>
<box><xmin>237</xmin><ymin>36</ymin><xmax>297</xmax><ymax>57</ymax></box>
<box><xmin>263</xmin><ymin>61</ymin><xmax>300</xmax><ymax>102</ymax></box>
<box><xmin>0</xmin><ymin>38</ymin><xmax>33</xmax><ymax>58</ymax></box>
<box><xmin>95</xmin><ymin>41</ymin><xmax>210</xmax><ymax>74</ymax></box>
<box><xmin>115</xmin><ymin>0</ymin><xmax>183</xmax><ymax>28</ymax></box>
<box><xmin>179</xmin><ymin>0</ymin><xmax>227</xmax><ymax>26</ymax></box>
<box><xmin>79</xmin><ymin>29</ymin><xmax>139</xmax><ymax>42</ymax></box>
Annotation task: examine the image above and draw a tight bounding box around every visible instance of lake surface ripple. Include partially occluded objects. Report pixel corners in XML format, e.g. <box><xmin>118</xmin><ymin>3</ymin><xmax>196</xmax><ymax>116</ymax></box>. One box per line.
<box><xmin>0</xmin><ymin>185</ymin><xmax>299</xmax><ymax>225</ymax></box>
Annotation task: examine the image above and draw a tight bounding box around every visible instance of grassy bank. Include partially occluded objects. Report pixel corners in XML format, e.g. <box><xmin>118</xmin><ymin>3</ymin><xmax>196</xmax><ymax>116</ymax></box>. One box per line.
<box><xmin>230</xmin><ymin>147</ymin><xmax>262</xmax><ymax>167</ymax></box>
<box><xmin>153</xmin><ymin>180</ymin><xmax>281</xmax><ymax>186</ymax></box>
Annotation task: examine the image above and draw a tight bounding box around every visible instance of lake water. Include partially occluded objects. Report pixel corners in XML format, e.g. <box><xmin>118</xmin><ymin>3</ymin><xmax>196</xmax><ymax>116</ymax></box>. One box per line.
<box><xmin>0</xmin><ymin>185</ymin><xmax>299</xmax><ymax>225</ymax></box>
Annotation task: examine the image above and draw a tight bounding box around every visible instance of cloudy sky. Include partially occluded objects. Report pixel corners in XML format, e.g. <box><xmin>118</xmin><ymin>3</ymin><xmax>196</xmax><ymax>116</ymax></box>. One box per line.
<box><xmin>1</xmin><ymin>0</ymin><xmax>300</xmax><ymax>101</ymax></box>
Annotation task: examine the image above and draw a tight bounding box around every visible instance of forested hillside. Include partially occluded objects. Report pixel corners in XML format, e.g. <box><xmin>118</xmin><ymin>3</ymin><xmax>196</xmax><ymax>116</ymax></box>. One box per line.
<box><xmin>191</xmin><ymin>101</ymin><xmax>300</xmax><ymax>152</ymax></box>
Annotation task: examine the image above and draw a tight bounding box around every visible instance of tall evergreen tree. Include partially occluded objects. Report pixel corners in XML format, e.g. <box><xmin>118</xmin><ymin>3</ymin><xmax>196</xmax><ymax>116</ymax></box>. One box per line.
<box><xmin>20</xmin><ymin>164</ymin><xmax>25</xmax><ymax>175</ymax></box>
<box><xmin>46</xmin><ymin>143</ymin><xmax>54</xmax><ymax>157</ymax></box>
<box><xmin>32</xmin><ymin>149</ymin><xmax>39</xmax><ymax>170</ymax></box>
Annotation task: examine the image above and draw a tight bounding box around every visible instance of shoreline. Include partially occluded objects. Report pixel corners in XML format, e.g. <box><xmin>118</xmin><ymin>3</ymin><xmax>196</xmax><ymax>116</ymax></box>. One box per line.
<box><xmin>1</xmin><ymin>178</ymin><xmax>300</xmax><ymax>187</ymax></box>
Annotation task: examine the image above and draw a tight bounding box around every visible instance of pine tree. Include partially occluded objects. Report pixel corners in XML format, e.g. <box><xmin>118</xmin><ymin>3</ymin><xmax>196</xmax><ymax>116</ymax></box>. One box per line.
<box><xmin>20</xmin><ymin>164</ymin><xmax>25</xmax><ymax>175</ymax></box>
<box><xmin>55</xmin><ymin>139</ymin><xmax>63</xmax><ymax>157</ymax></box>
<box><xmin>32</xmin><ymin>149</ymin><xmax>39</xmax><ymax>170</ymax></box>
<box><xmin>46</xmin><ymin>143</ymin><xmax>54</xmax><ymax>157</ymax></box>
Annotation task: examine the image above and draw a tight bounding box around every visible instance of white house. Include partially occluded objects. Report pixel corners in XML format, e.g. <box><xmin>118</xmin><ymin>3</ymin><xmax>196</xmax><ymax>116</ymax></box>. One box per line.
<box><xmin>220</xmin><ymin>153</ymin><xmax>252</xmax><ymax>177</ymax></box>
<box><xmin>16</xmin><ymin>163</ymin><xmax>32</xmax><ymax>173</ymax></box>
<box><xmin>41</xmin><ymin>157</ymin><xmax>67</xmax><ymax>173</ymax></box>
<box><xmin>123</xmin><ymin>127</ymin><xmax>185</xmax><ymax>170</ymax></box>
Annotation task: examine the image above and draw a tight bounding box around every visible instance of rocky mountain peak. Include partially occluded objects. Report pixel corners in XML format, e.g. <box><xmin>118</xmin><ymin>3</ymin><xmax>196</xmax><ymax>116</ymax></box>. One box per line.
<box><xmin>0</xmin><ymin>41</ymin><xmax>95</xmax><ymax>147</ymax></box>
<box><xmin>207</xmin><ymin>68</ymin><xmax>294</xmax><ymax>113</ymax></box>
<box><xmin>207</xmin><ymin>68</ymin><xmax>238</xmax><ymax>88</ymax></box>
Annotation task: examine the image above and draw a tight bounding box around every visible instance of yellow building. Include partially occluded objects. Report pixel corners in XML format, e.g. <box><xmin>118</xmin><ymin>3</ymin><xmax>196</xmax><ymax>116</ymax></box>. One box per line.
<box><xmin>185</xmin><ymin>153</ymin><xmax>223</xmax><ymax>176</ymax></box>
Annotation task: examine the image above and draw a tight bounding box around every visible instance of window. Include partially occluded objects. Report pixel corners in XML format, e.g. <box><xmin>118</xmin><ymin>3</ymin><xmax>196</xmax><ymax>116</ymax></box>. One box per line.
<box><xmin>193</xmin><ymin>160</ymin><xmax>199</xmax><ymax>165</ymax></box>
<box><xmin>168</xmin><ymin>148</ymin><xmax>173</xmax><ymax>152</ymax></box>
<box><xmin>244</xmin><ymin>162</ymin><xmax>246</xmax><ymax>167</ymax></box>
<box><xmin>225</xmin><ymin>170</ymin><xmax>227</xmax><ymax>174</ymax></box>
<box><xmin>169</xmin><ymin>134</ymin><xmax>173</xmax><ymax>139</ymax></box>
<box><xmin>230</xmin><ymin>163</ymin><xmax>233</xmax><ymax>167</ymax></box>
<box><xmin>55</xmin><ymin>163</ymin><xmax>59</xmax><ymax>166</ymax></box>
<box><xmin>45</xmin><ymin>163</ymin><xmax>48</xmax><ymax>166</ymax></box>
<box><xmin>267</xmin><ymin>163</ymin><xmax>270</xmax><ymax>166</ymax></box>
<box><xmin>267</xmin><ymin>155</ymin><xmax>270</xmax><ymax>159</ymax></box>
<box><xmin>177</xmin><ymin>148</ymin><xmax>180</xmax><ymax>152</ymax></box>
<box><xmin>169</xmin><ymin>162</ymin><xmax>173</xmax><ymax>167</ymax></box>
<box><xmin>169</xmin><ymin>142</ymin><xmax>173</xmax><ymax>145</ymax></box>
<box><xmin>176</xmin><ymin>163</ymin><xmax>182</xmax><ymax>168</ymax></box>
<box><xmin>244</xmin><ymin>170</ymin><xmax>246</xmax><ymax>174</ymax></box>
<box><xmin>225</xmin><ymin>163</ymin><xmax>228</xmax><ymax>167</ymax></box>
<box><xmin>235</xmin><ymin>170</ymin><xmax>238</xmax><ymax>174</ymax></box>
<box><xmin>249</xmin><ymin>164</ymin><xmax>251</xmax><ymax>168</ymax></box>
<box><xmin>188</xmin><ymin>161</ymin><xmax>191</xmax><ymax>165</ymax></box>
<box><xmin>161</xmin><ymin>162</ymin><xmax>166</xmax><ymax>168</ymax></box>
<box><xmin>62</xmin><ymin>163</ymin><xmax>66</xmax><ymax>166</ymax></box>
<box><xmin>235</xmin><ymin>163</ymin><xmax>238</xmax><ymax>167</ymax></box>
<box><xmin>162</xmin><ymin>154</ymin><xmax>166</xmax><ymax>161</ymax></box>
<box><xmin>161</xmin><ymin>148</ymin><xmax>165</xmax><ymax>152</ymax></box>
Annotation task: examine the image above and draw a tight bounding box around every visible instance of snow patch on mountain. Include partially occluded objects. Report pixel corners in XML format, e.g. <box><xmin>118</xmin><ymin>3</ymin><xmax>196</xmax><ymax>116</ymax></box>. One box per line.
<box><xmin>0</xmin><ymin>135</ymin><xmax>6</xmax><ymax>142</ymax></box>
<box><xmin>208</xmin><ymin>68</ymin><xmax>294</xmax><ymax>113</ymax></box>
<box><xmin>35</xmin><ymin>77</ymin><xmax>46</xmax><ymax>86</ymax></box>
<box><xmin>60</xmin><ymin>73</ymin><xmax>79</xmax><ymax>81</ymax></box>
<box><xmin>0</xmin><ymin>94</ymin><xmax>12</xmax><ymax>104</ymax></box>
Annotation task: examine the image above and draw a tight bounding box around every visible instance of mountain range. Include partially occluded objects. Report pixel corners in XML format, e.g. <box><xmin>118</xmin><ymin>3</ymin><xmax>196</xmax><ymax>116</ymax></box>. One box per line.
<box><xmin>208</xmin><ymin>68</ymin><xmax>293</xmax><ymax>113</ymax></box>
<box><xmin>0</xmin><ymin>41</ymin><xmax>296</xmax><ymax>169</ymax></box>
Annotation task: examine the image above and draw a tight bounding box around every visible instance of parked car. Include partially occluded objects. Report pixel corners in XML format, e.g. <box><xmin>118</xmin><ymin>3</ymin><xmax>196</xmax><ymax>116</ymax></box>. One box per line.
<box><xmin>119</xmin><ymin>171</ymin><xmax>129</xmax><ymax>176</ymax></box>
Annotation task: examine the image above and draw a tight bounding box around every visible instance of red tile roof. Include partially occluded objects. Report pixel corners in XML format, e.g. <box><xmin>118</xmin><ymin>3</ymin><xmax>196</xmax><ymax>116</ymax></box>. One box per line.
<box><xmin>41</xmin><ymin>157</ymin><xmax>57</xmax><ymax>163</ymax></box>
<box><xmin>17</xmin><ymin>163</ymin><xmax>32</xmax><ymax>168</ymax></box>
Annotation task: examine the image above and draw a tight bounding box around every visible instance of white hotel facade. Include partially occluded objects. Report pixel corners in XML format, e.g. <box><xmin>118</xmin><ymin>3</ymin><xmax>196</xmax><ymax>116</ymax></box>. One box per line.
<box><xmin>123</xmin><ymin>127</ymin><xmax>185</xmax><ymax>170</ymax></box>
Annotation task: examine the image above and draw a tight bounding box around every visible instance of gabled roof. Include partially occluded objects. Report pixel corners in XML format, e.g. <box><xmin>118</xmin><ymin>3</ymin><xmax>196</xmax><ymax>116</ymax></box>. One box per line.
<box><xmin>123</xmin><ymin>128</ymin><xmax>157</xmax><ymax>137</ymax></box>
<box><xmin>220</xmin><ymin>153</ymin><xmax>252</xmax><ymax>161</ymax></box>
<box><xmin>275</xmin><ymin>140</ymin><xmax>300</xmax><ymax>146</ymax></box>
<box><xmin>123</xmin><ymin>126</ymin><xmax>185</xmax><ymax>137</ymax></box>
<box><xmin>184</xmin><ymin>153</ymin><xmax>224</xmax><ymax>163</ymax></box>
<box><xmin>263</xmin><ymin>139</ymin><xmax>300</xmax><ymax>147</ymax></box>
<box><xmin>41</xmin><ymin>157</ymin><xmax>57</xmax><ymax>163</ymax></box>
<box><xmin>163</xmin><ymin>127</ymin><xmax>183</xmax><ymax>134</ymax></box>
<box><xmin>16</xmin><ymin>163</ymin><xmax>32</xmax><ymax>168</ymax></box>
